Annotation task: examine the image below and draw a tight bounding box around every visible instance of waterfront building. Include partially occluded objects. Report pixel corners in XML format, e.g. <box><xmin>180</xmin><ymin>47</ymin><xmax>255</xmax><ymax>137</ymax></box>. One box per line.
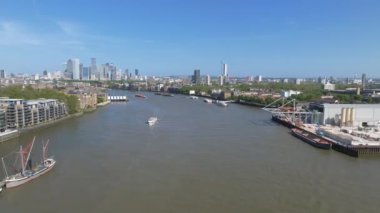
<box><xmin>0</xmin><ymin>109</ymin><xmax>6</xmax><ymax>132</ymax></box>
<box><xmin>67</xmin><ymin>58</ymin><xmax>80</xmax><ymax>80</ymax></box>
<box><xmin>0</xmin><ymin>98</ymin><xmax>67</xmax><ymax>129</ymax></box>
<box><xmin>192</xmin><ymin>69</ymin><xmax>201</xmax><ymax>84</ymax></box>
<box><xmin>321</xmin><ymin>104</ymin><xmax>380</xmax><ymax>127</ymax></box>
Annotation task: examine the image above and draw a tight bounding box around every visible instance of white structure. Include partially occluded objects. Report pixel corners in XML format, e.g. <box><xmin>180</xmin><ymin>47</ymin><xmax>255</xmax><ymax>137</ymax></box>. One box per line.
<box><xmin>67</xmin><ymin>58</ymin><xmax>80</xmax><ymax>80</ymax></box>
<box><xmin>324</xmin><ymin>83</ymin><xmax>336</xmax><ymax>91</ymax></box>
<box><xmin>322</xmin><ymin>104</ymin><xmax>380</xmax><ymax>127</ymax></box>
<box><xmin>281</xmin><ymin>90</ymin><xmax>301</xmax><ymax>98</ymax></box>
<box><xmin>206</xmin><ymin>74</ymin><xmax>211</xmax><ymax>85</ymax></box>
<box><xmin>218</xmin><ymin>75</ymin><xmax>224</xmax><ymax>86</ymax></box>
<box><xmin>295</xmin><ymin>78</ymin><xmax>303</xmax><ymax>85</ymax></box>
<box><xmin>257</xmin><ymin>75</ymin><xmax>262</xmax><ymax>82</ymax></box>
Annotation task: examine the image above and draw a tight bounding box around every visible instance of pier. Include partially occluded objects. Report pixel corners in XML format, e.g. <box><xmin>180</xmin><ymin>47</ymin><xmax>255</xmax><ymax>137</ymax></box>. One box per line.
<box><xmin>107</xmin><ymin>95</ymin><xmax>128</xmax><ymax>102</ymax></box>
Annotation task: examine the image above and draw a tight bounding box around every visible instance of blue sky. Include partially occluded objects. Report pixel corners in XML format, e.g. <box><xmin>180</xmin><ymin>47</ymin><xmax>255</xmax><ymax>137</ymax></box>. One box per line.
<box><xmin>1</xmin><ymin>0</ymin><xmax>379</xmax><ymax>77</ymax></box>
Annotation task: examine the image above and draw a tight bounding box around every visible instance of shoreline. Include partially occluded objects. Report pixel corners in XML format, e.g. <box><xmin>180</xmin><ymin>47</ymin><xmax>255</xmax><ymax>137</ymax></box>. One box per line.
<box><xmin>0</xmin><ymin>102</ymin><xmax>110</xmax><ymax>143</ymax></box>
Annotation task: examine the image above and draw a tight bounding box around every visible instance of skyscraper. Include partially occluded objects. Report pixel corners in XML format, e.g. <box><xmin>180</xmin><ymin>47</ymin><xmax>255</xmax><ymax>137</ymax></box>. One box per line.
<box><xmin>82</xmin><ymin>67</ymin><xmax>90</xmax><ymax>80</ymax></box>
<box><xmin>135</xmin><ymin>69</ymin><xmax>139</xmax><ymax>77</ymax></box>
<box><xmin>362</xmin><ymin>73</ymin><xmax>366</xmax><ymax>89</ymax></box>
<box><xmin>192</xmin><ymin>69</ymin><xmax>200</xmax><ymax>84</ymax></box>
<box><xmin>0</xmin><ymin>69</ymin><xmax>5</xmax><ymax>78</ymax></box>
<box><xmin>91</xmin><ymin>58</ymin><xmax>97</xmax><ymax>80</ymax></box>
<box><xmin>67</xmin><ymin>58</ymin><xmax>80</xmax><ymax>80</ymax></box>
<box><xmin>222</xmin><ymin>63</ymin><xmax>228</xmax><ymax>77</ymax></box>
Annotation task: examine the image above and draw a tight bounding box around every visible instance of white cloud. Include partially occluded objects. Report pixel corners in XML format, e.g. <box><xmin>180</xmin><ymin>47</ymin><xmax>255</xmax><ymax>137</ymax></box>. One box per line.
<box><xmin>0</xmin><ymin>21</ymin><xmax>42</xmax><ymax>45</ymax></box>
<box><xmin>56</xmin><ymin>21</ymin><xmax>82</xmax><ymax>37</ymax></box>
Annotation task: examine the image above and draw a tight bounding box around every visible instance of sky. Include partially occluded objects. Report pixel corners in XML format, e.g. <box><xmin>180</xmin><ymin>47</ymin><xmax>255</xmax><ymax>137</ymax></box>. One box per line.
<box><xmin>0</xmin><ymin>0</ymin><xmax>379</xmax><ymax>77</ymax></box>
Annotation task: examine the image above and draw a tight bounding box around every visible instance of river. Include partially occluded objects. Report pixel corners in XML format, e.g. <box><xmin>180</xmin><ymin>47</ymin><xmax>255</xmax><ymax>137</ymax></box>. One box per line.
<box><xmin>1</xmin><ymin>91</ymin><xmax>379</xmax><ymax>213</ymax></box>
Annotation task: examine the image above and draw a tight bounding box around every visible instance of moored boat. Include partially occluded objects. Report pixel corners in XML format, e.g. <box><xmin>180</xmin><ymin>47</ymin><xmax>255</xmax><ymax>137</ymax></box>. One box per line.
<box><xmin>135</xmin><ymin>94</ymin><xmax>147</xmax><ymax>98</ymax></box>
<box><xmin>216</xmin><ymin>100</ymin><xmax>228</xmax><ymax>107</ymax></box>
<box><xmin>1</xmin><ymin>137</ymin><xmax>56</xmax><ymax>188</ymax></box>
<box><xmin>147</xmin><ymin>117</ymin><xmax>158</xmax><ymax>126</ymax></box>
<box><xmin>291</xmin><ymin>128</ymin><xmax>331</xmax><ymax>149</ymax></box>
<box><xmin>204</xmin><ymin>98</ymin><xmax>213</xmax><ymax>103</ymax></box>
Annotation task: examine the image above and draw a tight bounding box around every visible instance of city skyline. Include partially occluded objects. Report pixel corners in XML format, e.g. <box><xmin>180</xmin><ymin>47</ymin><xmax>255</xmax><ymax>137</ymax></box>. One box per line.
<box><xmin>1</xmin><ymin>0</ymin><xmax>380</xmax><ymax>77</ymax></box>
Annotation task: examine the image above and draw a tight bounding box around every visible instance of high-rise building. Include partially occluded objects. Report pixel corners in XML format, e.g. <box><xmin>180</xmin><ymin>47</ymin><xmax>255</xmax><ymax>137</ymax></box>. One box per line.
<box><xmin>257</xmin><ymin>75</ymin><xmax>262</xmax><ymax>82</ymax></box>
<box><xmin>362</xmin><ymin>73</ymin><xmax>366</xmax><ymax>89</ymax></box>
<box><xmin>135</xmin><ymin>69</ymin><xmax>139</xmax><ymax>77</ymax></box>
<box><xmin>222</xmin><ymin>63</ymin><xmax>228</xmax><ymax>77</ymax></box>
<box><xmin>82</xmin><ymin>67</ymin><xmax>90</xmax><ymax>80</ymax></box>
<box><xmin>67</xmin><ymin>58</ymin><xmax>80</xmax><ymax>80</ymax></box>
<box><xmin>79</xmin><ymin>63</ymin><xmax>83</xmax><ymax>80</ymax></box>
<box><xmin>90</xmin><ymin>58</ymin><xmax>97</xmax><ymax>80</ymax></box>
<box><xmin>0</xmin><ymin>69</ymin><xmax>5</xmax><ymax>78</ymax></box>
<box><xmin>206</xmin><ymin>74</ymin><xmax>211</xmax><ymax>85</ymax></box>
<box><xmin>192</xmin><ymin>69</ymin><xmax>200</xmax><ymax>84</ymax></box>
<box><xmin>124</xmin><ymin>69</ymin><xmax>129</xmax><ymax>80</ymax></box>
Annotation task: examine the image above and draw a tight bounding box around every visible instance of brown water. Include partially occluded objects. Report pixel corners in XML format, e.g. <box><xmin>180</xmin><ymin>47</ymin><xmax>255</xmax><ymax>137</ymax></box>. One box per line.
<box><xmin>1</xmin><ymin>92</ymin><xmax>379</xmax><ymax>213</ymax></box>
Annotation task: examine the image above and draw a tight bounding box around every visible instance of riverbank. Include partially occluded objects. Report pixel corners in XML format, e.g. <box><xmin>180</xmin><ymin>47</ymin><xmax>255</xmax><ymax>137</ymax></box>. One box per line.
<box><xmin>0</xmin><ymin>130</ymin><xmax>20</xmax><ymax>143</ymax></box>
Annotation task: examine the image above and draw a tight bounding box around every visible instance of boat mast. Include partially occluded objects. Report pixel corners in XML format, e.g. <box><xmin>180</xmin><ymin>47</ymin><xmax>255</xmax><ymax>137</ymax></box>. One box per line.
<box><xmin>1</xmin><ymin>157</ymin><xmax>8</xmax><ymax>178</ymax></box>
<box><xmin>23</xmin><ymin>137</ymin><xmax>36</xmax><ymax>171</ymax></box>
<box><xmin>43</xmin><ymin>139</ymin><xmax>50</xmax><ymax>161</ymax></box>
<box><xmin>20</xmin><ymin>145</ymin><xmax>24</xmax><ymax>174</ymax></box>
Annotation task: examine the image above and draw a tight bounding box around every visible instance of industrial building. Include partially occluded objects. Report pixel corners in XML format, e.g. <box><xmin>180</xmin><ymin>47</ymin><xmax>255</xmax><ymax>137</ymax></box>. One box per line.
<box><xmin>0</xmin><ymin>98</ymin><xmax>67</xmax><ymax>129</ymax></box>
<box><xmin>322</xmin><ymin>104</ymin><xmax>380</xmax><ymax>127</ymax></box>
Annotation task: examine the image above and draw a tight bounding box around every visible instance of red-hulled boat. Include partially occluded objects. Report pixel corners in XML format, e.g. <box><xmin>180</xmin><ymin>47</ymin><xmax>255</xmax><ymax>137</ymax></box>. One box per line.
<box><xmin>291</xmin><ymin>128</ymin><xmax>331</xmax><ymax>150</ymax></box>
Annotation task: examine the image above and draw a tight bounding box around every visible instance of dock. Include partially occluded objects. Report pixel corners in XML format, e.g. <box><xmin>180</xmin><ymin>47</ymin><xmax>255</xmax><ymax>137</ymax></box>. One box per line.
<box><xmin>263</xmin><ymin>98</ymin><xmax>380</xmax><ymax>158</ymax></box>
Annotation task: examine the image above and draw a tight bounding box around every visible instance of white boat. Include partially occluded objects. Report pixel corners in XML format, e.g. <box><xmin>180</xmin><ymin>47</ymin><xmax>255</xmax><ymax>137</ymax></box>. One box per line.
<box><xmin>216</xmin><ymin>100</ymin><xmax>228</xmax><ymax>107</ymax></box>
<box><xmin>147</xmin><ymin>117</ymin><xmax>158</xmax><ymax>126</ymax></box>
<box><xmin>190</xmin><ymin>96</ymin><xmax>198</xmax><ymax>100</ymax></box>
<box><xmin>204</xmin><ymin>98</ymin><xmax>213</xmax><ymax>103</ymax></box>
<box><xmin>1</xmin><ymin>137</ymin><xmax>56</xmax><ymax>188</ymax></box>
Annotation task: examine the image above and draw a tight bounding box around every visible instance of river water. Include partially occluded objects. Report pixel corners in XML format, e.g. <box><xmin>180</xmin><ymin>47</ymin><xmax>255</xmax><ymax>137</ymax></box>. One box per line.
<box><xmin>1</xmin><ymin>91</ymin><xmax>379</xmax><ymax>213</ymax></box>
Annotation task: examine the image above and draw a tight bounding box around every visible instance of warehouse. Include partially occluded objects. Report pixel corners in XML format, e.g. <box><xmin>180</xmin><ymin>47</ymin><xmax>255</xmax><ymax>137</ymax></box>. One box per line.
<box><xmin>322</xmin><ymin>104</ymin><xmax>380</xmax><ymax>127</ymax></box>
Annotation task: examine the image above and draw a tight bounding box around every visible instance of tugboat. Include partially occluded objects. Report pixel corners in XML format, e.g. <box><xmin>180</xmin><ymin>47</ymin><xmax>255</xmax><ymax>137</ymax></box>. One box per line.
<box><xmin>291</xmin><ymin>128</ymin><xmax>331</xmax><ymax>149</ymax></box>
